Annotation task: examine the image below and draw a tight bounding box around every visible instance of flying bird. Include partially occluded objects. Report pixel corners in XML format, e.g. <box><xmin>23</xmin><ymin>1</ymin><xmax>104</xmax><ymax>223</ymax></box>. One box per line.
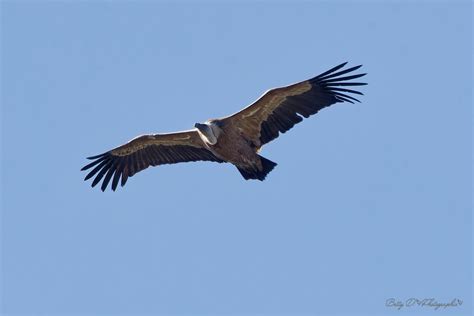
<box><xmin>82</xmin><ymin>62</ymin><xmax>366</xmax><ymax>191</ymax></box>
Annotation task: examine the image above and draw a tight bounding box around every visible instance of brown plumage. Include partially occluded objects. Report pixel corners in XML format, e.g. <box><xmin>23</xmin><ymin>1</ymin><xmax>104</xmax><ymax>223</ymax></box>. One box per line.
<box><xmin>82</xmin><ymin>62</ymin><xmax>367</xmax><ymax>191</ymax></box>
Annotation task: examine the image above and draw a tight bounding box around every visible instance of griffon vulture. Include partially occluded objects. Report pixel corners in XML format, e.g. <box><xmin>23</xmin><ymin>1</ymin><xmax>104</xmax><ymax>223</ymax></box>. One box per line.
<box><xmin>82</xmin><ymin>62</ymin><xmax>366</xmax><ymax>191</ymax></box>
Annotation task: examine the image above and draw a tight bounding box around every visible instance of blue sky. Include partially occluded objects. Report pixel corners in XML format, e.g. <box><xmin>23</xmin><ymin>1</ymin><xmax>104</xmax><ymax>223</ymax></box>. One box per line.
<box><xmin>1</xmin><ymin>1</ymin><xmax>472</xmax><ymax>315</ymax></box>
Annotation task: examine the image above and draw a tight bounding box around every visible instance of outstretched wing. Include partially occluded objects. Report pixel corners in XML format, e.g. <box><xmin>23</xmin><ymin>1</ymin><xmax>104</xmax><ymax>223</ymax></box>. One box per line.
<box><xmin>81</xmin><ymin>130</ymin><xmax>223</xmax><ymax>191</ymax></box>
<box><xmin>221</xmin><ymin>62</ymin><xmax>367</xmax><ymax>148</ymax></box>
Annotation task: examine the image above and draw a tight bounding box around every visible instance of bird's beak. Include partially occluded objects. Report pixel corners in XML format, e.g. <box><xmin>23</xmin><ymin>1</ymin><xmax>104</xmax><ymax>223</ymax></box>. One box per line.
<box><xmin>194</xmin><ymin>123</ymin><xmax>203</xmax><ymax>130</ymax></box>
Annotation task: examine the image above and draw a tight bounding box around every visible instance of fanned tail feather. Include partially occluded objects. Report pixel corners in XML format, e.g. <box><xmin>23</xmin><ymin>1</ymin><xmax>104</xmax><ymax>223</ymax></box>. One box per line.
<box><xmin>236</xmin><ymin>156</ymin><xmax>277</xmax><ymax>181</ymax></box>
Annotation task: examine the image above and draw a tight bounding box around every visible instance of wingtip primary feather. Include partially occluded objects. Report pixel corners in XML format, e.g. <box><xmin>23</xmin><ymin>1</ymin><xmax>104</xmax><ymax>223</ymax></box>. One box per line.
<box><xmin>313</xmin><ymin>62</ymin><xmax>348</xmax><ymax>80</ymax></box>
<box><xmin>81</xmin><ymin>156</ymin><xmax>107</xmax><ymax>171</ymax></box>
<box><xmin>87</xmin><ymin>153</ymin><xmax>107</xmax><ymax>160</ymax></box>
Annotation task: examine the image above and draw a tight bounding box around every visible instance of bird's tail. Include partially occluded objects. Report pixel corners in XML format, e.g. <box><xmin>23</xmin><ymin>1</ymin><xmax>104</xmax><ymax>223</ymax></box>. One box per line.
<box><xmin>236</xmin><ymin>155</ymin><xmax>277</xmax><ymax>181</ymax></box>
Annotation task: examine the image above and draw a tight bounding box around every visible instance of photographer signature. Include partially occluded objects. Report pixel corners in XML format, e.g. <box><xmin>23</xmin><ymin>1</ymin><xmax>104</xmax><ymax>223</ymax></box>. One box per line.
<box><xmin>386</xmin><ymin>298</ymin><xmax>463</xmax><ymax>311</ymax></box>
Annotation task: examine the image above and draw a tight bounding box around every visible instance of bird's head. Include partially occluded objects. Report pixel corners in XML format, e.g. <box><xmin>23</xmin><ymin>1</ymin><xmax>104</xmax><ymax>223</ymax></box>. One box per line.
<box><xmin>195</xmin><ymin>122</ymin><xmax>220</xmax><ymax>145</ymax></box>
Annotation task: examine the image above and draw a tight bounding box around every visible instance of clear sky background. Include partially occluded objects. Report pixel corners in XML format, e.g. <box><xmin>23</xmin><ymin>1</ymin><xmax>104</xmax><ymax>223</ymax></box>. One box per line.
<box><xmin>1</xmin><ymin>1</ymin><xmax>472</xmax><ymax>315</ymax></box>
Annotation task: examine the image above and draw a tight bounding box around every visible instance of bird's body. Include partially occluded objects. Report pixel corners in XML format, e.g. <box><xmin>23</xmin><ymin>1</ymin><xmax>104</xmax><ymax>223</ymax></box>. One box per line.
<box><xmin>195</xmin><ymin>120</ymin><xmax>273</xmax><ymax>180</ymax></box>
<box><xmin>199</xmin><ymin>121</ymin><xmax>255</xmax><ymax>166</ymax></box>
<box><xmin>82</xmin><ymin>62</ymin><xmax>367</xmax><ymax>191</ymax></box>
